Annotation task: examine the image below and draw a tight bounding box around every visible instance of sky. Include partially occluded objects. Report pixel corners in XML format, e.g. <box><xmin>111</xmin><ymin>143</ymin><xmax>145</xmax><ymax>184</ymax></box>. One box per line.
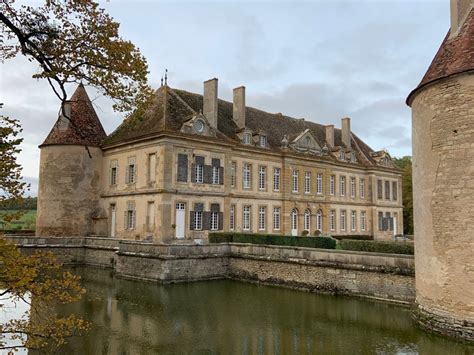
<box><xmin>0</xmin><ymin>0</ymin><xmax>449</xmax><ymax>196</ymax></box>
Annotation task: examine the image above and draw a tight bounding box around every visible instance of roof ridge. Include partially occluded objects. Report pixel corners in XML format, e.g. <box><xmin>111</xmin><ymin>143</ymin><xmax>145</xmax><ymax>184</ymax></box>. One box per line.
<box><xmin>167</xmin><ymin>87</ymin><xmax>197</xmax><ymax>115</ymax></box>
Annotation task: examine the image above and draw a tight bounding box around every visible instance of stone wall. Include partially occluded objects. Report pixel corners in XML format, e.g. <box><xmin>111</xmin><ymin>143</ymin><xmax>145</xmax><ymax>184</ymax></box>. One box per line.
<box><xmin>6</xmin><ymin>236</ymin><xmax>415</xmax><ymax>304</ymax></box>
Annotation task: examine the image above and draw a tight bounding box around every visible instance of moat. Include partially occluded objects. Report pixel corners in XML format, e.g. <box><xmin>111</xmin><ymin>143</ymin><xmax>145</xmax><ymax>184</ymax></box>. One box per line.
<box><xmin>46</xmin><ymin>267</ymin><xmax>473</xmax><ymax>354</ymax></box>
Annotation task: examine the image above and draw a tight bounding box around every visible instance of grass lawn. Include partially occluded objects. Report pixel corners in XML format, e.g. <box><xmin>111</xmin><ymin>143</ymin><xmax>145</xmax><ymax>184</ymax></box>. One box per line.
<box><xmin>0</xmin><ymin>210</ymin><xmax>36</xmax><ymax>230</ymax></box>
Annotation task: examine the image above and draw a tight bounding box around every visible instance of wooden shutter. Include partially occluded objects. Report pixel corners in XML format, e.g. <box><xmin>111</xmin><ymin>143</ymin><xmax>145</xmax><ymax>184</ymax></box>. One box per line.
<box><xmin>219</xmin><ymin>167</ymin><xmax>224</xmax><ymax>185</ymax></box>
<box><xmin>124</xmin><ymin>211</ymin><xmax>128</xmax><ymax>229</ymax></box>
<box><xmin>203</xmin><ymin>165</ymin><xmax>212</xmax><ymax>184</ymax></box>
<box><xmin>195</xmin><ymin>156</ymin><xmax>205</xmax><ymax>165</ymax></box>
<box><xmin>211</xmin><ymin>158</ymin><xmax>220</xmax><ymax>167</ymax></box>
<box><xmin>203</xmin><ymin>211</ymin><xmax>211</xmax><ymax>230</ymax></box>
<box><xmin>177</xmin><ymin>154</ymin><xmax>188</xmax><ymax>182</ymax></box>
<box><xmin>210</xmin><ymin>203</ymin><xmax>220</xmax><ymax>212</ymax></box>
<box><xmin>125</xmin><ymin>165</ymin><xmax>130</xmax><ymax>184</ymax></box>
<box><xmin>190</xmin><ymin>211</ymin><xmax>195</xmax><ymax>230</ymax></box>
<box><xmin>218</xmin><ymin>212</ymin><xmax>223</xmax><ymax>230</ymax></box>
<box><xmin>191</xmin><ymin>164</ymin><xmax>196</xmax><ymax>182</ymax></box>
<box><xmin>194</xmin><ymin>203</ymin><xmax>204</xmax><ymax>212</ymax></box>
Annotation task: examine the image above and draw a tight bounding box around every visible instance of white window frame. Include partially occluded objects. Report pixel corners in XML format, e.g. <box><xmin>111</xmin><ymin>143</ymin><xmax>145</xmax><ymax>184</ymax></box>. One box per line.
<box><xmin>351</xmin><ymin>210</ymin><xmax>356</xmax><ymax>231</ymax></box>
<box><xmin>273</xmin><ymin>168</ymin><xmax>281</xmax><ymax>192</ymax></box>
<box><xmin>230</xmin><ymin>162</ymin><xmax>236</xmax><ymax>188</ymax></box>
<box><xmin>110</xmin><ymin>160</ymin><xmax>118</xmax><ymax>186</ymax></box>
<box><xmin>258</xmin><ymin>206</ymin><xmax>266</xmax><ymax>231</ymax></box>
<box><xmin>273</xmin><ymin>207</ymin><xmax>281</xmax><ymax>231</ymax></box>
<box><xmin>211</xmin><ymin>165</ymin><xmax>219</xmax><ymax>185</ymax></box>
<box><xmin>126</xmin><ymin>157</ymin><xmax>136</xmax><ymax>184</ymax></box>
<box><xmin>292</xmin><ymin>169</ymin><xmax>299</xmax><ymax>193</ymax></box>
<box><xmin>243</xmin><ymin>132</ymin><xmax>252</xmax><ymax>145</ymax></box>
<box><xmin>259</xmin><ymin>135</ymin><xmax>267</xmax><ymax>147</ymax></box>
<box><xmin>340</xmin><ymin>176</ymin><xmax>346</xmax><ymax>197</ymax></box>
<box><xmin>243</xmin><ymin>163</ymin><xmax>251</xmax><ymax>189</ymax></box>
<box><xmin>329</xmin><ymin>210</ymin><xmax>336</xmax><ymax>231</ymax></box>
<box><xmin>258</xmin><ymin>166</ymin><xmax>267</xmax><ymax>191</ymax></box>
<box><xmin>316</xmin><ymin>173</ymin><xmax>323</xmax><ymax>195</ymax></box>
<box><xmin>304</xmin><ymin>171</ymin><xmax>311</xmax><ymax>194</ymax></box>
<box><xmin>350</xmin><ymin>177</ymin><xmax>356</xmax><ymax>198</ymax></box>
<box><xmin>304</xmin><ymin>209</ymin><xmax>311</xmax><ymax>231</ymax></box>
<box><xmin>194</xmin><ymin>211</ymin><xmax>203</xmax><ymax>230</ymax></box>
<box><xmin>340</xmin><ymin>210</ymin><xmax>347</xmax><ymax>231</ymax></box>
<box><xmin>230</xmin><ymin>205</ymin><xmax>235</xmax><ymax>231</ymax></box>
<box><xmin>243</xmin><ymin>206</ymin><xmax>251</xmax><ymax>231</ymax></box>
<box><xmin>361</xmin><ymin>211</ymin><xmax>366</xmax><ymax>231</ymax></box>
<box><xmin>291</xmin><ymin>208</ymin><xmax>298</xmax><ymax>231</ymax></box>
<box><xmin>126</xmin><ymin>202</ymin><xmax>136</xmax><ymax>230</ymax></box>
<box><xmin>316</xmin><ymin>210</ymin><xmax>322</xmax><ymax>231</ymax></box>
<box><xmin>360</xmin><ymin>178</ymin><xmax>365</xmax><ymax>199</ymax></box>
<box><xmin>210</xmin><ymin>211</ymin><xmax>219</xmax><ymax>231</ymax></box>
<box><xmin>330</xmin><ymin>175</ymin><xmax>335</xmax><ymax>196</ymax></box>
<box><xmin>195</xmin><ymin>163</ymin><xmax>204</xmax><ymax>184</ymax></box>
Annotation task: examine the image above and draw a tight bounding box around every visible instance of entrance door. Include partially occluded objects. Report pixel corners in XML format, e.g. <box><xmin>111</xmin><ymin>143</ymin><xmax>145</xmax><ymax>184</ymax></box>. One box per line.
<box><xmin>110</xmin><ymin>204</ymin><xmax>116</xmax><ymax>238</ymax></box>
<box><xmin>175</xmin><ymin>203</ymin><xmax>185</xmax><ymax>239</ymax></box>
<box><xmin>291</xmin><ymin>209</ymin><xmax>298</xmax><ymax>236</ymax></box>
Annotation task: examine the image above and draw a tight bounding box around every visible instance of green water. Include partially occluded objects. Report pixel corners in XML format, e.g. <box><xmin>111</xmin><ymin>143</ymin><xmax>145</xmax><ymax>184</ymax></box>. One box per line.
<box><xmin>53</xmin><ymin>267</ymin><xmax>473</xmax><ymax>355</ymax></box>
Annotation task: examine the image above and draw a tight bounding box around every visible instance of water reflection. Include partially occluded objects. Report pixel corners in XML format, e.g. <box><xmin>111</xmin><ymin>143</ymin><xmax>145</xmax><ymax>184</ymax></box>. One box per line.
<box><xmin>45</xmin><ymin>268</ymin><xmax>473</xmax><ymax>355</ymax></box>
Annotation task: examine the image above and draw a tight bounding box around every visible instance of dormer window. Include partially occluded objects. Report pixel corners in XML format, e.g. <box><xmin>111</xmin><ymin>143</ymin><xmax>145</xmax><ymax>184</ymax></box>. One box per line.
<box><xmin>259</xmin><ymin>135</ymin><xmax>267</xmax><ymax>147</ymax></box>
<box><xmin>339</xmin><ymin>150</ymin><xmax>345</xmax><ymax>160</ymax></box>
<box><xmin>194</xmin><ymin>119</ymin><xmax>205</xmax><ymax>134</ymax></box>
<box><xmin>350</xmin><ymin>152</ymin><xmax>356</xmax><ymax>163</ymax></box>
<box><xmin>243</xmin><ymin>132</ymin><xmax>252</xmax><ymax>145</ymax></box>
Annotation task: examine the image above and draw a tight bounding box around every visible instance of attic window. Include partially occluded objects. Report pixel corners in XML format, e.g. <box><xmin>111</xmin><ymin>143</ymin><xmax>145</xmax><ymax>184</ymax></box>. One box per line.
<box><xmin>243</xmin><ymin>132</ymin><xmax>252</xmax><ymax>145</ymax></box>
<box><xmin>305</xmin><ymin>136</ymin><xmax>311</xmax><ymax>146</ymax></box>
<box><xmin>339</xmin><ymin>151</ymin><xmax>345</xmax><ymax>161</ymax></box>
<box><xmin>350</xmin><ymin>152</ymin><xmax>356</xmax><ymax>163</ymax></box>
<box><xmin>259</xmin><ymin>135</ymin><xmax>267</xmax><ymax>147</ymax></box>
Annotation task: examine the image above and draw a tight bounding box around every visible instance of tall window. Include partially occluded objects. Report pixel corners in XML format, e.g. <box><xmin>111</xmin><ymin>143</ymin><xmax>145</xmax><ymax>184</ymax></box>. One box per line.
<box><xmin>340</xmin><ymin>210</ymin><xmax>347</xmax><ymax>231</ymax></box>
<box><xmin>330</xmin><ymin>175</ymin><xmax>335</xmax><ymax>195</ymax></box>
<box><xmin>329</xmin><ymin>210</ymin><xmax>336</xmax><ymax>231</ymax></box>
<box><xmin>148</xmin><ymin>153</ymin><xmax>156</xmax><ymax>183</ymax></box>
<box><xmin>350</xmin><ymin>177</ymin><xmax>356</xmax><ymax>198</ymax></box>
<box><xmin>211</xmin><ymin>211</ymin><xmax>219</xmax><ymax>231</ymax></box>
<box><xmin>292</xmin><ymin>169</ymin><xmax>299</xmax><ymax>192</ymax></box>
<box><xmin>291</xmin><ymin>209</ymin><xmax>298</xmax><ymax>231</ymax></box>
<box><xmin>258</xmin><ymin>206</ymin><xmax>266</xmax><ymax>231</ymax></box>
<box><xmin>230</xmin><ymin>162</ymin><xmax>236</xmax><ymax>188</ymax></box>
<box><xmin>378</xmin><ymin>211</ymin><xmax>384</xmax><ymax>231</ymax></box>
<box><xmin>194</xmin><ymin>210</ymin><xmax>203</xmax><ymax>230</ymax></box>
<box><xmin>304</xmin><ymin>209</ymin><xmax>311</xmax><ymax>231</ymax></box>
<box><xmin>110</xmin><ymin>160</ymin><xmax>118</xmax><ymax>186</ymax></box>
<box><xmin>212</xmin><ymin>165</ymin><xmax>220</xmax><ymax>184</ymax></box>
<box><xmin>386</xmin><ymin>212</ymin><xmax>393</xmax><ymax>230</ymax></box>
<box><xmin>377</xmin><ymin>180</ymin><xmax>383</xmax><ymax>199</ymax></box>
<box><xmin>273</xmin><ymin>168</ymin><xmax>281</xmax><ymax>191</ymax></box>
<box><xmin>195</xmin><ymin>157</ymin><xmax>204</xmax><ymax>184</ymax></box>
<box><xmin>243</xmin><ymin>163</ymin><xmax>252</xmax><ymax>189</ymax></box>
<box><xmin>340</xmin><ymin>176</ymin><xmax>346</xmax><ymax>197</ymax></box>
<box><xmin>361</xmin><ymin>211</ymin><xmax>366</xmax><ymax>231</ymax></box>
<box><xmin>385</xmin><ymin>181</ymin><xmax>391</xmax><ymax>200</ymax></box>
<box><xmin>230</xmin><ymin>205</ymin><xmax>235</xmax><ymax>231</ymax></box>
<box><xmin>243</xmin><ymin>206</ymin><xmax>251</xmax><ymax>231</ymax></box>
<box><xmin>392</xmin><ymin>181</ymin><xmax>398</xmax><ymax>201</ymax></box>
<box><xmin>259</xmin><ymin>166</ymin><xmax>267</xmax><ymax>190</ymax></box>
<box><xmin>125</xmin><ymin>202</ymin><xmax>136</xmax><ymax>230</ymax></box>
<box><xmin>304</xmin><ymin>172</ymin><xmax>311</xmax><ymax>194</ymax></box>
<box><xmin>316</xmin><ymin>173</ymin><xmax>323</xmax><ymax>195</ymax></box>
<box><xmin>351</xmin><ymin>210</ymin><xmax>356</xmax><ymax>231</ymax></box>
<box><xmin>360</xmin><ymin>179</ymin><xmax>366</xmax><ymax>199</ymax></box>
<box><xmin>273</xmin><ymin>207</ymin><xmax>281</xmax><ymax>230</ymax></box>
<box><xmin>126</xmin><ymin>157</ymin><xmax>136</xmax><ymax>184</ymax></box>
<box><xmin>316</xmin><ymin>210</ymin><xmax>322</xmax><ymax>231</ymax></box>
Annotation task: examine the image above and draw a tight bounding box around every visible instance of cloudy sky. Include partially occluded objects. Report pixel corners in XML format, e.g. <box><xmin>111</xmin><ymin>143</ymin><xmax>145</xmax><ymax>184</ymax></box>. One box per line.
<box><xmin>1</xmin><ymin>0</ymin><xmax>449</xmax><ymax>196</ymax></box>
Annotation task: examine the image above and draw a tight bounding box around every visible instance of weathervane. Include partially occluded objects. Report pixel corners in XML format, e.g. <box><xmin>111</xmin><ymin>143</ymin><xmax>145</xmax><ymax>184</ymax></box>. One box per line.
<box><xmin>164</xmin><ymin>69</ymin><xmax>168</xmax><ymax>86</ymax></box>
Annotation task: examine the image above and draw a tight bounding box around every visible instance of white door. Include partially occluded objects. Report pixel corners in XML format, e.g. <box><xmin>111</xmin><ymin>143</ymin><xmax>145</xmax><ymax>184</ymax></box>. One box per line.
<box><xmin>291</xmin><ymin>209</ymin><xmax>298</xmax><ymax>236</ymax></box>
<box><xmin>175</xmin><ymin>203</ymin><xmax>185</xmax><ymax>239</ymax></box>
<box><xmin>110</xmin><ymin>205</ymin><xmax>116</xmax><ymax>238</ymax></box>
<box><xmin>393</xmin><ymin>216</ymin><xmax>397</xmax><ymax>236</ymax></box>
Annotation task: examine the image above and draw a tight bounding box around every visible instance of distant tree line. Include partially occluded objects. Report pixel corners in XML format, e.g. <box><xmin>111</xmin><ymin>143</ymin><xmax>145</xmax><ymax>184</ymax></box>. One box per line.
<box><xmin>0</xmin><ymin>196</ymin><xmax>37</xmax><ymax>210</ymax></box>
<box><xmin>393</xmin><ymin>156</ymin><xmax>413</xmax><ymax>235</ymax></box>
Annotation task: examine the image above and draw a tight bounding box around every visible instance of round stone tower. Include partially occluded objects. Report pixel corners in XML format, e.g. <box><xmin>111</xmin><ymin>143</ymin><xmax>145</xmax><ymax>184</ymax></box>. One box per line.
<box><xmin>36</xmin><ymin>84</ymin><xmax>106</xmax><ymax>237</ymax></box>
<box><xmin>406</xmin><ymin>1</ymin><xmax>474</xmax><ymax>341</ymax></box>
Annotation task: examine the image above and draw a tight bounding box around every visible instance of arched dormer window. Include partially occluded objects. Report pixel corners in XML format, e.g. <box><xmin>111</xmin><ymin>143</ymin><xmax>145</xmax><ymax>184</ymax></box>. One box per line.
<box><xmin>259</xmin><ymin>134</ymin><xmax>267</xmax><ymax>148</ymax></box>
<box><xmin>243</xmin><ymin>132</ymin><xmax>252</xmax><ymax>145</ymax></box>
<box><xmin>339</xmin><ymin>150</ymin><xmax>345</xmax><ymax>161</ymax></box>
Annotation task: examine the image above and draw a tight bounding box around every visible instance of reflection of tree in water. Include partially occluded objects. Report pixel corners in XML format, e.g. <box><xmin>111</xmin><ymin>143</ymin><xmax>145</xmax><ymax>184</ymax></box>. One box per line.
<box><xmin>50</xmin><ymin>268</ymin><xmax>473</xmax><ymax>354</ymax></box>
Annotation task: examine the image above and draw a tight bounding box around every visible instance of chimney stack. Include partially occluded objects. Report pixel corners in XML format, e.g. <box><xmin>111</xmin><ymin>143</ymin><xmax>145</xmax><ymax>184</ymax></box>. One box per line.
<box><xmin>341</xmin><ymin>117</ymin><xmax>351</xmax><ymax>148</ymax></box>
<box><xmin>203</xmin><ymin>78</ymin><xmax>218</xmax><ymax>129</ymax></box>
<box><xmin>233</xmin><ymin>86</ymin><xmax>246</xmax><ymax>129</ymax></box>
<box><xmin>450</xmin><ymin>0</ymin><xmax>474</xmax><ymax>38</ymax></box>
<box><xmin>325</xmin><ymin>125</ymin><xmax>334</xmax><ymax>147</ymax></box>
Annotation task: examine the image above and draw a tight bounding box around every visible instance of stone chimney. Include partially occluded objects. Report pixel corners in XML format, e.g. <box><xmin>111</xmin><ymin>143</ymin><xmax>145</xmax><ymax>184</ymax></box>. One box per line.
<box><xmin>341</xmin><ymin>117</ymin><xmax>351</xmax><ymax>148</ymax></box>
<box><xmin>450</xmin><ymin>0</ymin><xmax>474</xmax><ymax>38</ymax></box>
<box><xmin>233</xmin><ymin>86</ymin><xmax>246</xmax><ymax>129</ymax></box>
<box><xmin>325</xmin><ymin>125</ymin><xmax>334</xmax><ymax>147</ymax></box>
<box><xmin>203</xmin><ymin>78</ymin><xmax>218</xmax><ymax>129</ymax></box>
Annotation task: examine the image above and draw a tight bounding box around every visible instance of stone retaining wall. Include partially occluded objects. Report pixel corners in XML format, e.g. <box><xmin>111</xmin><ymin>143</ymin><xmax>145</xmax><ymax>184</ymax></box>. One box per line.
<box><xmin>5</xmin><ymin>236</ymin><xmax>415</xmax><ymax>304</ymax></box>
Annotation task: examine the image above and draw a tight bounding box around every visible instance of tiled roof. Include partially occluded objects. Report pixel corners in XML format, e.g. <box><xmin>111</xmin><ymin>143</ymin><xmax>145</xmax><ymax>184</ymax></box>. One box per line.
<box><xmin>104</xmin><ymin>85</ymin><xmax>393</xmax><ymax>168</ymax></box>
<box><xmin>407</xmin><ymin>9</ymin><xmax>474</xmax><ymax>105</ymax></box>
<box><xmin>41</xmin><ymin>84</ymin><xmax>107</xmax><ymax>147</ymax></box>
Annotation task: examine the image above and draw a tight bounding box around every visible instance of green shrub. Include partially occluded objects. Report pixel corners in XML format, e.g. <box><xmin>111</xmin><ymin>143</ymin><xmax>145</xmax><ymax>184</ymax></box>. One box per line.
<box><xmin>331</xmin><ymin>234</ymin><xmax>374</xmax><ymax>241</ymax></box>
<box><xmin>208</xmin><ymin>232</ymin><xmax>336</xmax><ymax>250</ymax></box>
<box><xmin>338</xmin><ymin>240</ymin><xmax>414</xmax><ymax>255</ymax></box>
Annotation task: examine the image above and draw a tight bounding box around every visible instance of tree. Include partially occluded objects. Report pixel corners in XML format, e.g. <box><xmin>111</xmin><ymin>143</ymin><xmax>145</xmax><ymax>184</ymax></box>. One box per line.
<box><xmin>394</xmin><ymin>156</ymin><xmax>413</xmax><ymax>235</ymax></box>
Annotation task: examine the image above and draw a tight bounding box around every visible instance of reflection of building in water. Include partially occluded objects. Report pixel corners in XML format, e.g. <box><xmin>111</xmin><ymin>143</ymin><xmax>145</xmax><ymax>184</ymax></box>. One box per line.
<box><xmin>36</xmin><ymin>80</ymin><xmax>402</xmax><ymax>242</ymax></box>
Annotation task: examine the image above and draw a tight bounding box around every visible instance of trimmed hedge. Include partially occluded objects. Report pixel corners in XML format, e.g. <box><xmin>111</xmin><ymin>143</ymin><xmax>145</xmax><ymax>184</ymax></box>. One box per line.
<box><xmin>331</xmin><ymin>234</ymin><xmax>374</xmax><ymax>241</ymax></box>
<box><xmin>338</xmin><ymin>240</ymin><xmax>414</xmax><ymax>255</ymax></box>
<box><xmin>209</xmin><ymin>232</ymin><xmax>336</xmax><ymax>250</ymax></box>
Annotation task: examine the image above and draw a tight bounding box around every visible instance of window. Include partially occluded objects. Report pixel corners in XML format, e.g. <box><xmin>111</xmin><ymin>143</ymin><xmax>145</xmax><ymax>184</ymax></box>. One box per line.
<box><xmin>350</xmin><ymin>177</ymin><xmax>356</xmax><ymax>198</ymax></box>
<box><xmin>377</xmin><ymin>180</ymin><xmax>383</xmax><ymax>199</ymax></box>
<box><xmin>273</xmin><ymin>207</ymin><xmax>281</xmax><ymax>230</ymax></box>
<box><xmin>259</xmin><ymin>135</ymin><xmax>267</xmax><ymax>147</ymax></box>
<box><xmin>125</xmin><ymin>202</ymin><xmax>136</xmax><ymax>230</ymax></box>
<box><xmin>243</xmin><ymin>132</ymin><xmax>252</xmax><ymax>145</ymax></box>
<box><xmin>329</xmin><ymin>210</ymin><xmax>336</xmax><ymax>231</ymax></box>
<box><xmin>360</xmin><ymin>179</ymin><xmax>366</xmax><ymax>199</ymax></box>
<box><xmin>126</xmin><ymin>157</ymin><xmax>136</xmax><ymax>184</ymax></box>
<box><xmin>110</xmin><ymin>160</ymin><xmax>118</xmax><ymax>186</ymax></box>
<box><xmin>243</xmin><ymin>206</ymin><xmax>251</xmax><ymax>231</ymax></box>
<box><xmin>340</xmin><ymin>210</ymin><xmax>347</xmax><ymax>231</ymax></box>
<box><xmin>386</xmin><ymin>211</ymin><xmax>393</xmax><ymax>231</ymax></box>
<box><xmin>339</xmin><ymin>150</ymin><xmax>345</xmax><ymax>160</ymax></box>
<box><xmin>392</xmin><ymin>181</ymin><xmax>398</xmax><ymax>201</ymax></box>
<box><xmin>259</xmin><ymin>166</ymin><xmax>267</xmax><ymax>190</ymax></box>
<box><xmin>291</xmin><ymin>209</ymin><xmax>298</xmax><ymax>231</ymax></box>
<box><xmin>385</xmin><ymin>181</ymin><xmax>391</xmax><ymax>200</ymax></box>
<box><xmin>330</xmin><ymin>175</ymin><xmax>335</xmax><ymax>195</ymax></box>
<box><xmin>304</xmin><ymin>172</ymin><xmax>311</xmax><ymax>193</ymax></box>
<box><xmin>194</xmin><ymin>210</ymin><xmax>203</xmax><ymax>230</ymax></box>
<box><xmin>340</xmin><ymin>176</ymin><xmax>346</xmax><ymax>197</ymax></box>
<box><xmin>292</xmin><ymin>169</ymin><xmax>299</xmax><ymax>192</ymax></box>
<box><xmin>258</xmin><ymin>206</ymin><xmax>266</xmax><ymax>231</ymax></box>
<box><xmin>230</xmin><ymin>162</ymin><xmax>236</xmax><ymax>188</ymax></box>
<box><xmin>194</xmin><ymin>156</ymin><xmax>204</xmax><ymax>184</ymax></box>
<box><xmin>378</xmin><ymin>211</ymin><xmax>384</xmax><ymax>231</ymax></box>
<box><xmin>351</xmin><ymin>210</ymin><xmax>356</xmax><ymax>231</ymax></box>
<box><xmin>273</xmin><ymin>168</ymin><xmax>281</xmax><ymax>191</ymax></box>
<box><xmin>211</xmin><ymin>166</ymin><xmax>220</xmax><ymax>185</ymax></box>
<box><xmin>304</xmin><ymin>209</ymin><xmax>311</xmax><ymax>231</ymax></box>
<box><xmin>350</xmin><ymin>152</ymin><xmax>356</xmax><ymax>163</ymax></box>
<box><xmin>148</xmin><ymin>153</ymin><xmax>156</xmax><ymax>183</ymax></box>
<box><xmin>361</xmin><ymin>211</ymin><xmax>366</xmax><ymax>231</ymax></box>
<box><xmin>243</xmin><ymin>163</ymin><xmax>252</xmax><ymax>189</ymax></box>
<box><xmin>316</xmin><ymin>173</ymin><xmax>323</xmax><ymax>195</ymax></box>
<box><xmin>316</xmin><ymin>210</ymin><xmax>322</xmax><ymax>231</ymax></box>
<box><xmin>211</xmin><ymin>211</ymin><xmax>219</xmax><ymax>231</ymax></box>
<box><xmin>230</xmin><ymin>205</ymin><xmax>235</xmax><ymax>231</ymax></box>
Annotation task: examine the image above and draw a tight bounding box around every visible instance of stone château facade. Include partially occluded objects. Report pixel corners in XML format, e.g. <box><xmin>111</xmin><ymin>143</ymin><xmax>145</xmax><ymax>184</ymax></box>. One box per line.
<box><xmin>407</xmin><ymin>0</ymin><xmax>474</xmax><ymax>341</ymax></box>
<box><xmin>37</xmin><ymin>79</ymin><xmax>403</xmax><ymax>242</ymax></box>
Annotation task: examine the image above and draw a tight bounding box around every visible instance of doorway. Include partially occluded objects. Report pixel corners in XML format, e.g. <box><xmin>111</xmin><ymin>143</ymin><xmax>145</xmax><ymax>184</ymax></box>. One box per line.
<box><xmin>175</xmin><ymin>203</ymin><xmax>186</xmax><ymax>239</ymax></box>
